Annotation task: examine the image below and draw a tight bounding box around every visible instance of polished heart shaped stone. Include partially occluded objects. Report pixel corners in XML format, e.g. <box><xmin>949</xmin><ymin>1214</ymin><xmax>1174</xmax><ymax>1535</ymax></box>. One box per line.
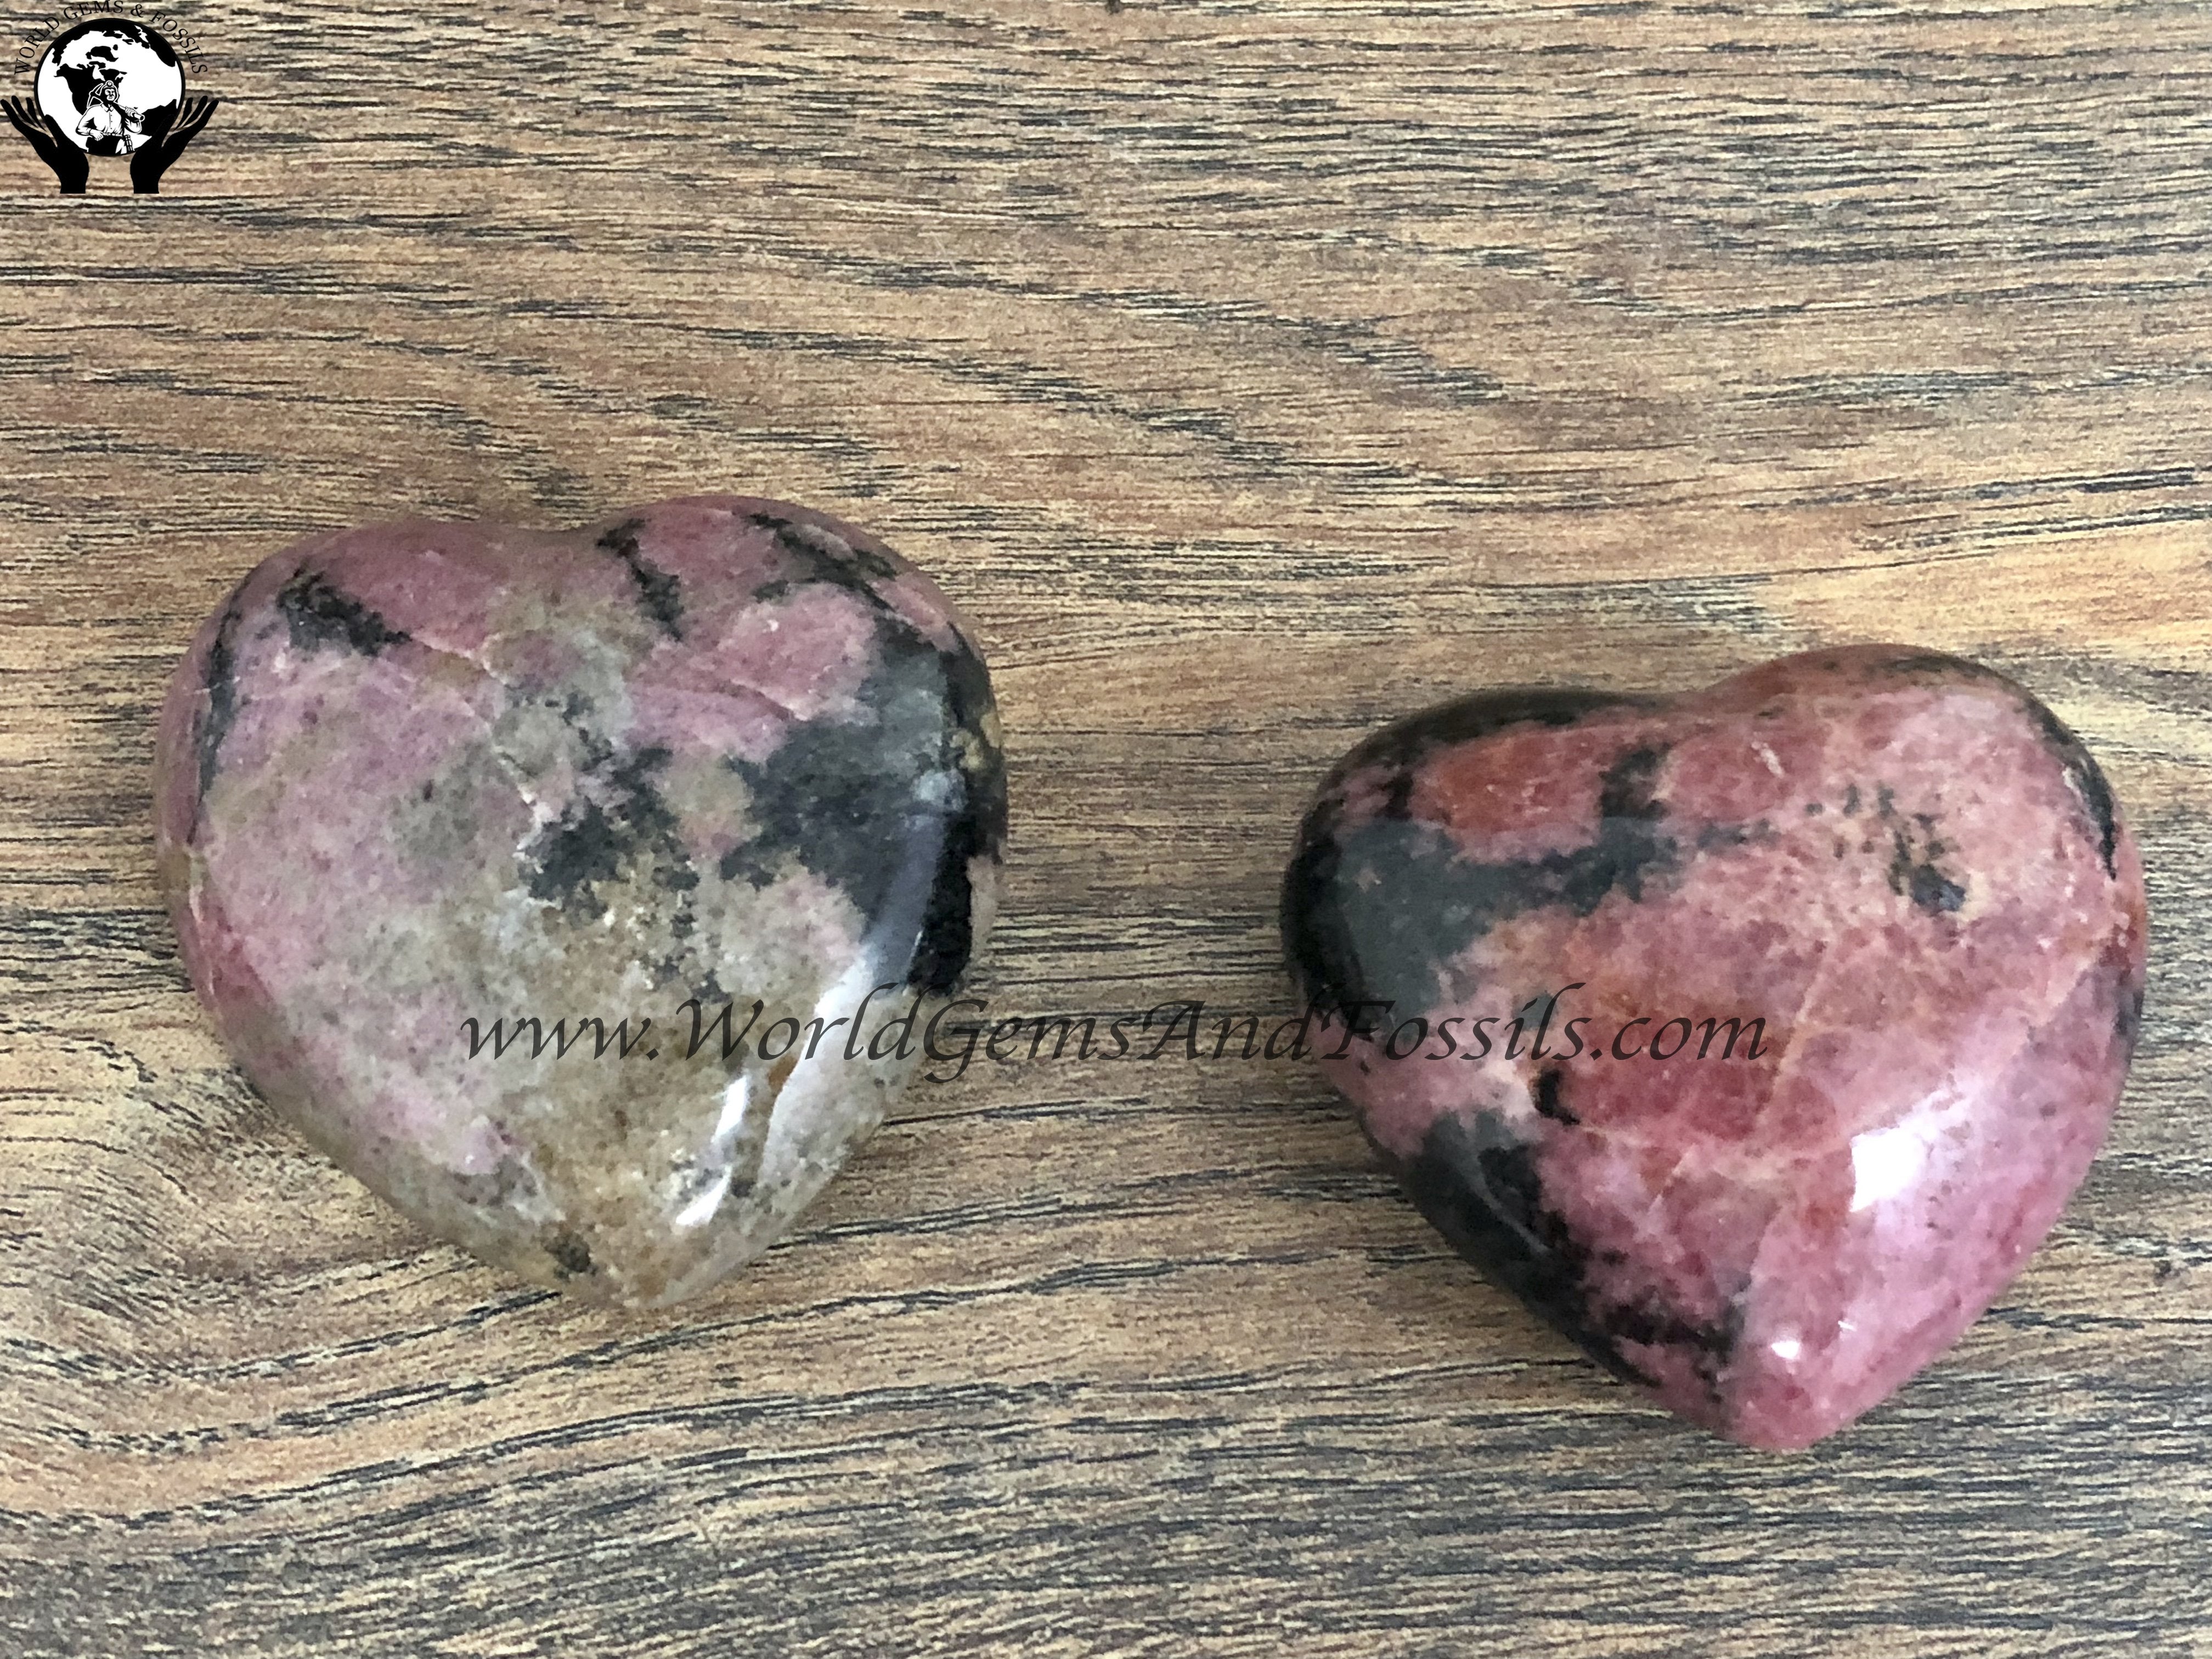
<box><xmin>1282</xmin><ymin>646</ymin><xmax>2147</xmax><ymax>1449</ymax></box>
<box><xmin>155</xmin><ymin>495</ymin><xmax>1006</xmax><ymax>1306</ymax></box>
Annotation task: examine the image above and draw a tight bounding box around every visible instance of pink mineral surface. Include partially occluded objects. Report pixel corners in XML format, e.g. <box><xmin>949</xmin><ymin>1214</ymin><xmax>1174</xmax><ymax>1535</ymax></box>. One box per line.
<box><xmin>1282</xmin><ymin>645</ymin><xmax>2147</xmax><ymax>1449</ymax></box>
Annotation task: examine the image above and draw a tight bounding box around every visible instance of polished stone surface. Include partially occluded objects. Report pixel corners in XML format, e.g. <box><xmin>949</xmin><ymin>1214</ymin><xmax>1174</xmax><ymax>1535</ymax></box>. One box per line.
<box><xmin>1282</xmin><ymin>646</ymin><xmax>2147</xmax><ymax>1448</ymax></box>
<box><xmin>155</xmin><ymin>495</ymin><xmax>1006</xmax><ymax>1305</ymax></box>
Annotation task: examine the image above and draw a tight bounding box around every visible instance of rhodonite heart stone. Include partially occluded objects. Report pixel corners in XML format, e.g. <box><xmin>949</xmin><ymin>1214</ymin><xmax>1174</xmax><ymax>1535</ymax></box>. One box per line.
<box><xmin>1281</xmin><ymin>646</ymin><xmax>2147</xmax><ymax>1449</ymax></box>
<box><xmin>155</xmin><ymin>495</ymin><xmax>1006</xmax><ymax>1306</ymax></box>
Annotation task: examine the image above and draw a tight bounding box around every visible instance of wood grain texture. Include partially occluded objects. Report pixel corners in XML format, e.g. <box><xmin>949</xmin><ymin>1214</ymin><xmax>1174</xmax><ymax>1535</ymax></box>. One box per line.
<box><xmin>4</xmin><ymin>1</ymin><xmax>2211</xmax><ymax>1654</ymax></box>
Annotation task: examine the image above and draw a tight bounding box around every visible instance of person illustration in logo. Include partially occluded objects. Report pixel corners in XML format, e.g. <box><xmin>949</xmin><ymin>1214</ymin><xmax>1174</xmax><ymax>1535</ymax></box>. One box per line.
<box><xmin>64</xmin><ymin>55</ymin><xmax>143</xmax><ymax>151</ymax></box>
<box><xmin>3</xmin><ymin>19</ymin><xmax>217</xmax><ymax>195</ymax></box>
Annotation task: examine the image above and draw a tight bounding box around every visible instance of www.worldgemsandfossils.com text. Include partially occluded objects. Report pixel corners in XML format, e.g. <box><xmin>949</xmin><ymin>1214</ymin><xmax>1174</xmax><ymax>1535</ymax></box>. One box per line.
<box><xmin>460</xmin><ymin>987</ymin><xmax>1772</xmax><ymax>1082</ymax></box>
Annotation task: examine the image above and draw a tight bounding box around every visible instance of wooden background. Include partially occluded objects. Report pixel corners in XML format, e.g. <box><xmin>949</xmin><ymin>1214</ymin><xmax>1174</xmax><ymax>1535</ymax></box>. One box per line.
<box><xmin>4</xmin><ymin>2</ymin><xmax>2210</xmax><ymax>1654</ymax></box>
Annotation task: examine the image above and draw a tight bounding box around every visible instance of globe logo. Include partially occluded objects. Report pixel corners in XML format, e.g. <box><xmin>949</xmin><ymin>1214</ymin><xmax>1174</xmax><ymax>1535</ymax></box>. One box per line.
<box><xmin>4</xmin><ymin>16</ymin><xmax>217</xmax><ymax>194</ymax></box>
<box><xmin>34</xmin><ymin>19</ymin><xmax>184</xmax><ymax>156</ymax></box>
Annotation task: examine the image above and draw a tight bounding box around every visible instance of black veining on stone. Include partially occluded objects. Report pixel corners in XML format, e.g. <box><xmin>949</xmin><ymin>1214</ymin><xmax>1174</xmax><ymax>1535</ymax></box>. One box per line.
<box><xmin>1876</xmin><ymin>648</ymin><xmax>2121</xmax><ymax>880</ymax></box>
<box><xmin>2026</xmin><ymin>699</ymin><xmax>2121</xmax><ymax>879</ymax></box>
<box><xmin>517</xmin><ymin>698</ymin><xmax>703</xmax><ymax>966</ymax></box>
<box><xmin>1870</xmin><ymin>791</ymin><xmax>1968</xmax><ymax>916</ymax></box>
<box><xmin>906</xmin><ymin>631</ymin><xmax>1007</xmax><ymax>993</ymax></box>
<box><xmin>191</xmin><ymin>586</ymin><xmax>251</xmax><ymax>828</ymax></box>
<box><xmin>740</xmin><ymin>509</ymin><xmax>1006</xmax><ymax>981</ymax></box>
<box><xmin>1695</xmin><ymin>819</ymin><xmax>1778</xmax><ymax>852</ymax></box>
<box><xmin>718</xmin><ymin>584</ymin><xmax>1005</xmax><ymax>995</ymax></box>
<box><xmin>748</xmin><ymin>512</ymin><xmax>906</xmax><ymax>610</ymax></box>
<box><xmin>507</xmin><ymin>526</ymin><xmax>1005</xmax><ymax>994</ymax></box>
<box><xmin>276</xmin><ymin>567</ymin><xmax>412</xmax><ymax>657</ymax></box>
<box><xmin>597</xmin><ymin>519</ymin><xmax>685</xmax><ymax>639</ymax></box>
<box><xmin>1531</xmin><ymin>1066</ymin><xmax>1583</xmax><ymax>1132</ymax></box>
<box><xmin>1283</xmin><ymin>700</ymin><xmax>1680</xmax><ymax>1017</ymax></box>
<box><xmin>545</xmin><ymin>1228</ymin><xmax>595</xmax><ymax>1279</ymax></box>
<box><xmin>1357</xmin><ymin>690</ymin><xmax>1648</xmax><ymax>810</ymax></box>
<box><xmin>1596</xmin><ymin>744</ymin><xmax>1666</xmax><ymax>820</ymax></box>
<box><xmin>522</xmin><ymin>744</ymin><xmax>688</xmax><ymax>924</ymax></box>
<box><xmin>2113</xmin><ymin>963</ymin><xmax>2147</xmax><ymax>1051</ymax></box>
<box><xmin>1399</xmin><ymin>1111</ymin><xmax>1741</xmax><ymax>1400</ymax></box>
<box><xmin>1532</xmin><ymin>1065</ymin><xmax>1576</xmax><ymax>1126</ymax></box>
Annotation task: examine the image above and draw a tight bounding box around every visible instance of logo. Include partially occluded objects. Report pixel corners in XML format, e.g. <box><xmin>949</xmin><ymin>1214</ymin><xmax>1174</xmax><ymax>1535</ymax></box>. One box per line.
<box><xmin>4</xmin><ymin>12</ymin><xmax>216</xmax><ymax>195</ymax></box>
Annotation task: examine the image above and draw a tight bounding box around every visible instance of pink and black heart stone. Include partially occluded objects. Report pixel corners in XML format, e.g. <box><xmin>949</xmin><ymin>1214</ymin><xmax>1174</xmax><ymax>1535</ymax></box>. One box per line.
<box><xmin>155</xmin><ymin>496</ymin><xmax>1005</xmax><ymax>1306</ymax></box>
<box><xmin>1281</xmin><ymin>646</ymin><xmax>2147</xmax><ymax>1449</ymax></box>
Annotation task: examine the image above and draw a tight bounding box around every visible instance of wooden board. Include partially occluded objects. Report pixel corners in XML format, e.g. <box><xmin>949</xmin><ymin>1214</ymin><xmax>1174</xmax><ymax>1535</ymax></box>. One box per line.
<box><xmin>4</xmin><ymin>3</ymin><xmax>2210</xmax><ymax>1654</ymax></box>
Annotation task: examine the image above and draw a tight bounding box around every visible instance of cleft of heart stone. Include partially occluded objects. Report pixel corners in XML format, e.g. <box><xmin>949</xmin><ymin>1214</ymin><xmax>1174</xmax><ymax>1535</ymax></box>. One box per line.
<box><xmin>155</xmin><ymin>495</ymin><xmax>1006</xmax><ymax>1307</ymax></box>
<box><xmin>1280</xmin><ymin>645</ymin><xmax>2147</xmax><ymax>1449</ymax></box>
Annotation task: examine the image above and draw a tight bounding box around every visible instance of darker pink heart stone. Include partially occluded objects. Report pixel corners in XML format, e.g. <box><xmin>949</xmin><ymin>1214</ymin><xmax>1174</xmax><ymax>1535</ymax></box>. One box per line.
<box><xmin>1281</xmin><ymin>646</ymin><xmax>2147</xmax><ymax>1449</ymax></box>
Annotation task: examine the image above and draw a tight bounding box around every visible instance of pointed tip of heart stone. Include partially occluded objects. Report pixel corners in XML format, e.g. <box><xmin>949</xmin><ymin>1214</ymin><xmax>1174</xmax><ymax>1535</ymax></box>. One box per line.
<box><xmin>1283</xmin><ymin>644</ymin><xmax>2147</xmax><ymax>1449</ymax></box>
<box><xmin>154</xmin><ymin>495</ymin><xmax>1007</xmax><ymax>1306</ymax></box>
